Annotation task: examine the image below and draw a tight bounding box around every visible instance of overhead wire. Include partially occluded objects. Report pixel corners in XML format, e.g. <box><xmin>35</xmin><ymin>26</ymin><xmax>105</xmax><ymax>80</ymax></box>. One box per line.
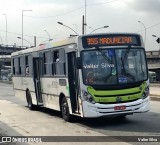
<box><xmin>0</xmin><ymin>0</ymin><xmax>120</xmax><ymax>38</ymax></box>
<box><xmin>24</xmin><ymin>0</ymin><xmax>120</xmax><ymax>19</ymax></box>
<box><xmin>0</xmin><ymin>29</ymin><xmax>46</xmax><ymax>39</ymax></box>
<box><xmin>1</xmin><ymin>0</ymin><xmax>160</xmax><ymax>38</ymax></box>
<box><xmin>137</xmin><ymin>22</ymin><xmax>160</xmax><ymax>33</ymax></box>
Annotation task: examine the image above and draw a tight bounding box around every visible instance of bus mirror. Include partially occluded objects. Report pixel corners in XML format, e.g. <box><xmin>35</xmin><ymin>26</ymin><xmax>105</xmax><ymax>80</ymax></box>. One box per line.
<box><xmin>76</xmin><ymin>57</ymin><xmax>82</xmax><ymax>69</ymax></box>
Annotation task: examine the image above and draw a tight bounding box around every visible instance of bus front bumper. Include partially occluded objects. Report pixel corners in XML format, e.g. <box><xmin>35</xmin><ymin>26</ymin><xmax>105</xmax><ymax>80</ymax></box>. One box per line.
<box><xmin>82</xmin><ymin>96</ymin><xmax>150</xmax><ymax>118</ymax></box>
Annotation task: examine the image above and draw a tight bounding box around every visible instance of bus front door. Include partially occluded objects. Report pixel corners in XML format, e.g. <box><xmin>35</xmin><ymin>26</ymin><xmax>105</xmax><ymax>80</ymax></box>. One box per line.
<box><xmin>67</xmin><ymin>52</ymin><xmax>79</xmax><ymax>113</ymax></box>
<box><xmin>33</xmin><ymin>57</ymin><xmax>43</xmax><ymax>105</ymax></box>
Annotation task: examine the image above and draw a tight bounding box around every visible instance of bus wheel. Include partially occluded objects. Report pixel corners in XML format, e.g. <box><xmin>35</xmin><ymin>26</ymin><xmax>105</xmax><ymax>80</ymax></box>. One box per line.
<box><xmin>26</xmin><ymin>90</ymin><xmax>34</xmax><ymax>110</ymax></box>
<box><xmin>61</xmin><ymin>97</ymin><xmax>70</xmax><ymax>121</ymax></box>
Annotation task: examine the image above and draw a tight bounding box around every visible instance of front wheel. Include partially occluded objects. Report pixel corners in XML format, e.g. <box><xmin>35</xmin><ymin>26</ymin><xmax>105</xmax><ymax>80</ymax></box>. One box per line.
<box><xmin>61</xmin><ymin>97</ymin><xmax>70</xmax><ymax>121</ymax></box>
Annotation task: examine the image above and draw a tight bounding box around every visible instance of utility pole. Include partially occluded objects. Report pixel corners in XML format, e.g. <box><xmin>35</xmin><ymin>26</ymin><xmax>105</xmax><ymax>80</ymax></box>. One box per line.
<box><xmin>84</xmin><ymin>0</ymin><xmax>87</xmax><ymax>34</ymax></box>
<box><xmin>34</xmin><ymin>36</ymin><xmax>36</xmax><ymax>47</ymax></box>
<box><xmin>82</xmin><ymin>15</ymin><xmax>85</xmax><ymax>35</ymax></box>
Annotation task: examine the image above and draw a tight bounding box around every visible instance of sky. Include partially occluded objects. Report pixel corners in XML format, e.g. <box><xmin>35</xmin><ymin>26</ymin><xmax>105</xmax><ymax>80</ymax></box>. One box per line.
<box><xmin>0</xmin><ymin>0</ymin><xmax>160</xmax><ymax>51</ymax></box>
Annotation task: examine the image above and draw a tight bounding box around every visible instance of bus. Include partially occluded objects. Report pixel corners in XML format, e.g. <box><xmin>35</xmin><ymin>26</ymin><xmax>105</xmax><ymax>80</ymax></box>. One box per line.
<box><xmin>11</xmin><ymin>33</ymin><xmax>150</xmax><ymax>121</ymax></box>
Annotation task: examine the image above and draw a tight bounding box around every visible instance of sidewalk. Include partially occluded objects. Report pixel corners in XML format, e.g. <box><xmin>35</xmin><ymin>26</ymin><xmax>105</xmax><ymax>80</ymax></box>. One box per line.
<box><xmin>150</xmin><ymin>85</ymin><xmax>160</xmax><ymax>101</ymax></box>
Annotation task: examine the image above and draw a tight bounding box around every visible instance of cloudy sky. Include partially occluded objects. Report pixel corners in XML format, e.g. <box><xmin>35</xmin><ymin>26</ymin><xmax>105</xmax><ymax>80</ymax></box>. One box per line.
<box><xmin>0</xmin><ymin>0</ymin><xmax>160</xmax><ymax>51</ymax></box>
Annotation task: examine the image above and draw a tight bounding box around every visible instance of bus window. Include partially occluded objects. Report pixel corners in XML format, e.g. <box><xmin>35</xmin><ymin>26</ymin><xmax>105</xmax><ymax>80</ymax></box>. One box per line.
<box><xmin>14</xmin><ymin>57</ymin><xmax>20</xmax><ymax>75</ymax></box>
<box><xmin>25</xmin><ymin>56</ymin><xmax>29</xmax><ymax>75</ymax></box>
<box><xmin>54</xmin><ymin>51</ymin><xmax>59</xmax><ymax>62</ymax></box>
<box><xmin>43</xmin><ymin>51</ymin><xmax>52</xmax><ymax>75</ymax></box>
<box><xmin>53</xmin><ymin>49</ymin><xmax>66</xmax><ymax>76</ymax></box>
<box><xmin>12</xmin><ymin>58</ymin><xmax>15</xmax><ymax>75</ymax></box>
<box><xmin>20</xmin><ymin>56</ymin><xmax>25</xmax><ymax>76</ymax></box>
<box><xmin>18</xmin><ymin>57</ymin><xmax>21</xmax><ymax>75</ymax></box>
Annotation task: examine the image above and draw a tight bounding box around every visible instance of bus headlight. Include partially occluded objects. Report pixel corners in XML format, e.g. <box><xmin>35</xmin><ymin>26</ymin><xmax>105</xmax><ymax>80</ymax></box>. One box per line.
<box><xmin>82</xmin><ymin>90</ymin><xmax>95</xmax><ymax>104</ymax></box>
<box><xmin>142</xmin><ymin>86</ymin><xmax>149</xmax><ymax>99</ymax></box>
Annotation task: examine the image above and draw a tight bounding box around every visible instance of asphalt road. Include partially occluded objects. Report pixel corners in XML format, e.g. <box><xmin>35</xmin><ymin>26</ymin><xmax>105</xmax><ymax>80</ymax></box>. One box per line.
<box><xmin>0</xmin><ymin>83</ymin><xmax>160</xmax><ymax>145</ymax></box>
<box><xmin>78</xmin><ymin>100</ymin><xmax>160</xmax><ymax>145</ymax></box>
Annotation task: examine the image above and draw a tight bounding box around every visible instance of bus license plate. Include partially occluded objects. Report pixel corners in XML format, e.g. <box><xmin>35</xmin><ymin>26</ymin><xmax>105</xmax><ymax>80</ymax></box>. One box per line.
<box><xmin>114</xmin><ymin>106</ymin><xmax>126</xmax><ymax>110</ymax></box>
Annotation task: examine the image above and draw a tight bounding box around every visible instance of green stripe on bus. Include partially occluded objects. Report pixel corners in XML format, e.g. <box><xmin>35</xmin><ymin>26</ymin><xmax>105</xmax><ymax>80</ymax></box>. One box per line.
<box><xmin>66</xmin><ymin>86</ymin><xmax>70</xmax><ymax>96</ymax></box>
<box><xmin>87</xmin><ymin>81</ymin><xmax>147</xmax><ymax>103</ymax></box>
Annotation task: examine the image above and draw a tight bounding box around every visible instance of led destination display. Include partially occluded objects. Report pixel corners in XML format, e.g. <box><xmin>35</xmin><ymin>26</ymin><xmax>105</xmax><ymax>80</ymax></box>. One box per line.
<box><xmin>82</xmin><ymin>34</ymin><xmax>141</xmax><ymax>48</ymax></box>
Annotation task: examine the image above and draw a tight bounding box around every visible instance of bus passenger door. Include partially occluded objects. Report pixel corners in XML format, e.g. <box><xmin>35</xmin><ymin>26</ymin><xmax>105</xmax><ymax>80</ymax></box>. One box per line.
<box><xmin>67</xmin><ymin>52</ymin><xmax>79</xmax><ymax>113</ymax></box>
<box><xmin>33</xmin><ymin>57</ymin><xmax>43</xmax><ymax>105</ymax></box>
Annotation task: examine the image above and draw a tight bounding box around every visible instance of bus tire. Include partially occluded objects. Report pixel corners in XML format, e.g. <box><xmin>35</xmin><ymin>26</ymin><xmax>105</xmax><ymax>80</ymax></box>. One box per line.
<box><xmin>26</xmin><ymin>90</ymin><xmax>34</xmax><ymax>110</ymax></box>
<box><xmin>61</xmin><ymin>97</ymin><xmax>70</xmax><ymax>121</ymax></box>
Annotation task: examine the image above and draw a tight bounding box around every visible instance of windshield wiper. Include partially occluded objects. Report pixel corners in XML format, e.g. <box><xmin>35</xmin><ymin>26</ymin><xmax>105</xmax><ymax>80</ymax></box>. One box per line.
<box><xmin>140</xmin><ymin>51</ymin><xmax>145</xmax><ymax>75</ymax></box>
<box><xmin>122</xmin><ymin>47</ymin><xmax>130</xmax><ymax>63</ymax></box>
<box><xmin>121</xmin><ymin>48</ymin><xmax>135</xmax><ymax>80</ymax></box>
<box><xmin>95</xmin><ymin>46</ymin><xmax>111</xmax><ymax>64</ymax></box>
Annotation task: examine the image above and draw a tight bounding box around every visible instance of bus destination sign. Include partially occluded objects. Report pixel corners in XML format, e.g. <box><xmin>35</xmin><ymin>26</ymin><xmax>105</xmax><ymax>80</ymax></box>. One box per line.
<box><xmin>82</xmin><ymin>34</ymin><xmax>141</xmax><ymax>48</ymax></box>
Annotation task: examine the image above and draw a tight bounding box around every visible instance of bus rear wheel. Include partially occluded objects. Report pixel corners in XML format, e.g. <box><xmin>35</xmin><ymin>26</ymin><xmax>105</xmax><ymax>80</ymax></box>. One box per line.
<box><xmin>26</xmin><ymin>90</ymin><xmax>34</xmax><ymax>110</ymax></box>
<box><xmin>61</xmin><ymin>97</ymin><xmax>70</xmax><ymax>121</ymax></box>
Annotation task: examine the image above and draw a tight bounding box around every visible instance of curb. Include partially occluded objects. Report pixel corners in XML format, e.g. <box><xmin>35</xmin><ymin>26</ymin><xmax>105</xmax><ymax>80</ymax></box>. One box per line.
<box><xmin>150</xmin><ymin>95</ymin><xmax>160</xmax><ymax>101</ymax></box>
<box><xmin>150</xmin><ymin>94</ymin><xmax>160</xmax><ymax>97</ymax></box>
<box><xmin>0</xmin><ymin>81</ymin><xmax>12</xmax><ymax>84</ymax></box>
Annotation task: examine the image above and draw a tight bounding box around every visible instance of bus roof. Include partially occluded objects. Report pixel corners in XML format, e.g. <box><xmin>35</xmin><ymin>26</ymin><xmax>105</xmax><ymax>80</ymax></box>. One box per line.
<box><xmin>11</xmin><ymin>36</ymin><xmax>78</xmax><ymax>57</ymax></box>
<box><xmin>11</xmin><ymin>32</ymin><xmax>143</xmax><ymax>57</ymax></box>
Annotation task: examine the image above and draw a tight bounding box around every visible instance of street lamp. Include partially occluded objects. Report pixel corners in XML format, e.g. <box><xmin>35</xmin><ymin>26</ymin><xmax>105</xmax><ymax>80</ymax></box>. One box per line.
<box><xmin>22</xmin><ymin>10</ymin><xmax>32</xmax><ymax>48</ymax></box>
<box><xmin>39</xmin><ymin>39</ymin><xmax>53</xmax><ymax>46</ymax></box>
<box><xmin>2</xmin><ymin>14</ymin><xmax>8</xmax><ymax>45</ymax></box>
<box><xmin>57</xmin><ymin>22</ymin><xmax>79</xmax><ymax>35</ymax></box>
<box><xmin>17</xmin><ymin>37</ymin><xmax>33</xmax><ymax>48</ymax></box>
<box><xmin>73</xmin><ymin>24</ymin><xmax>77</xmax><ymax>33</ymax></box>
<box><xmin>138</xmin><ymin>21</ymin><xmax>146</xmax><ymax>45</ymax></box>
<box><xmin>152</xmin><ymin>35</ymin><xmax>160</xmax><ymax>52</ymax></box>
<box><xmin>89</xmin><ymin>26</ymin><xmax>94</xmax><ymax>31</ymax></box>
<box><xmin>44</xmin><ymin>30</ymin><xmax>51</xmax><ymax>42</ymax></box>
<box><xmin>90</xmin><ymin>26</ymin><xmax>109</xmax><ymax>34</ymax></box>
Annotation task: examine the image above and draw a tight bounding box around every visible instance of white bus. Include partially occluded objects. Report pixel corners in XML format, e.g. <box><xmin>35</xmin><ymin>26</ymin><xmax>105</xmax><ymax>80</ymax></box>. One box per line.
<box><xmin>11</xmin><ymin>33</ymin><xmax>150</xmax><ymax>121</ymax></box>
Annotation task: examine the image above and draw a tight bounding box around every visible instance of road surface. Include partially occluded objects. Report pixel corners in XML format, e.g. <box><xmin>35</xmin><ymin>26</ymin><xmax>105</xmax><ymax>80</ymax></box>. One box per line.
<box><xmin>0</xmin><ymin>83</ymin><xmax>159</xmax><ymax>145</ymax></box>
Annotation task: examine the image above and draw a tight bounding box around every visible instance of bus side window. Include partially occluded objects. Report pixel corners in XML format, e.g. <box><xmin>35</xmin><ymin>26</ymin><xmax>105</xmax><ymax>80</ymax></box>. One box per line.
<box><xmin>25</xmin><ymin>56</ymin><xmax>29</xmax><ymax>75</ymax></box>
<box><xmin>28</xmin><ymin>55</ymin><xmax>33</xmax><ymax>75</ymax></box>
<box><xmin>20</xmin><ymin>56</ymin><xmax>25</xmax><ymax>76</ymax></box>
<box><xmin>12</xmin><ymin>58</ymin><xmax>15</xmax><ymax>75</ymax></box>
<box><xmin>43</xmin><ymin>51</ymin><xmax>52</xmax><ymax>75</ymax></box>
<box><xmin>26</xmin><ymin>67</ymin><xmax>29</xmax><ymax>75</ymax></box>
<box><xmin>18</xmin><ymin>57</ymin><xmax>21</xmax><ymax>75</ymax></box>
<box><xmin>14</xmin><ymin>57</ymin><xmax>20</xmax><ymax>75</ymax></box>
<box><xmin>39</xmin><ymin>52</ymin><xmax>44</xmax><ymax>75</ymax></box>
<box><xmin>53</xmin><ymin>49</ymin><xmax>66</xmax><ymax>76</ymax></box>
<box><xmin>54</xmin><ymin>51</ymin><xmax>59</xmax><ymax>62</ymax></box>
<box><xmin>14</xmin><ymin>58</ymin><xmax>18</xmax><ymax>75</ymax></box>
<box><xmin>43</xmin><ymin>52</ymin><xmax>47</xmax><ymax>75</ymax></box>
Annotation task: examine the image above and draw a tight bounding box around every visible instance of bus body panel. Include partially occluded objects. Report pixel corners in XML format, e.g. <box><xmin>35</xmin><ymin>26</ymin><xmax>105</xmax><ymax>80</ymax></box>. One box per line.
<box><xmin>12</xmin><ymin>77</ymin><xmax>35</xmax><ymax>102</ymax></box>
<box><xmin>82</xmin><ymin>96</ymin><xmax>150</xmax><ymax>118</ymax></box>
<box><xmin>13</xmin><ymin>76</ymin><xmax>74</xmax><ymax>113</ymax></box>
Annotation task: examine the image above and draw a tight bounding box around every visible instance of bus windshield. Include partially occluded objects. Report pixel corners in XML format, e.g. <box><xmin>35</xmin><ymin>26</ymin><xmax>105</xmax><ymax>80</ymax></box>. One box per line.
<box><xmin>81</xmin><ymin>48</ymin><xmax>148</xmax><ymax>85</ymax></box>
